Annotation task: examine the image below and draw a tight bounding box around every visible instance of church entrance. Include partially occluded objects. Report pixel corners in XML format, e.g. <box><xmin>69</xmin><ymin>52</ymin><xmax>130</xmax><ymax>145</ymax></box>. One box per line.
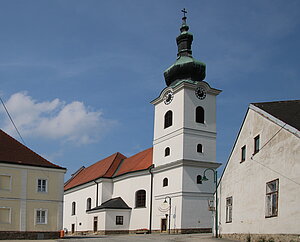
<box><xmin>161</xmin><ymin>218</ymin><xmax>167</xmax><ymax>232</ymax></box>
<box><xmin>93</xmin><ymin>216</ymin><xmax>98</xmax><ymax>233</ymax></box>
<box><xmin>71</xmin><ymin>223</ymin><xmax>75</xmax><ymax>234</ymax></box>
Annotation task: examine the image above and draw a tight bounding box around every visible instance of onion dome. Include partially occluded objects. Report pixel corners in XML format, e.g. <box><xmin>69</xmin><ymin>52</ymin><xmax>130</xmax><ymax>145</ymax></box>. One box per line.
<box><xmin>164</xmin><ymin>9</ymin><xmax>206</xmax><ymax>87</ymax></box>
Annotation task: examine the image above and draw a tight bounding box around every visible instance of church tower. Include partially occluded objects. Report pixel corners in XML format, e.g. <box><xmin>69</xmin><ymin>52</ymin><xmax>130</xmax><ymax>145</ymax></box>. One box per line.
<box><xmin>151</xmin><ymin>10</ymin><xmax>221</xmax><ymax>233</ymax></box>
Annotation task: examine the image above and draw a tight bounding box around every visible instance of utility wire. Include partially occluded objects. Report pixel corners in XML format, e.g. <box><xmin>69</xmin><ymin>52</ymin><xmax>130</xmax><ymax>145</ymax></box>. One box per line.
<box><xmin>0</xmin><ymin>96</ymin><xmax>26</xmax><ymax>145</ymax></box>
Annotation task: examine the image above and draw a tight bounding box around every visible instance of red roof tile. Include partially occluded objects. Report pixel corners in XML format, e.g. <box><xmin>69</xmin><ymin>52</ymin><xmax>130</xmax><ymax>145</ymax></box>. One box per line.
<box><xmin>64</xmin><ymin>152</ymin><xmax>126</xmax><ymax>191</ymax></box>
<box><xmin>0</xmin><ymin>129</ymin><xmax>65</xmax><ymax>170</ymax></box>
<box><xmin>64</xmin><ymin>147</ymin><xmax>153</xmax><ymax>191</ymax></box>
<box><xmin>114</xmin><ymin>147</ymin><xmax>153</xmax><ymax>177</ymax></box>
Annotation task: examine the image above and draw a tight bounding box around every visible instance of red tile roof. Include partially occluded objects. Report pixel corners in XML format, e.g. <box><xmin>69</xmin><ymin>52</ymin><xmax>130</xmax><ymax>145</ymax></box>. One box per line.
<box><xmin>114</xmin><ymin>147</ymin><xmax>153</xmax><ymax>177</ymax></box>
<box><xmin>64</xmin><ymin>152</ymin><xmax>126</xmax><ymax>191</ymax></box>
<box><xmin>64</xmin><ymin>147</ymin><xmax>153</xmax><ymax>191</ymax></box>
<box><xmin>0</xmin><ymin>129</ymin><xmax>65</xmax><ymax>170</ymax></box>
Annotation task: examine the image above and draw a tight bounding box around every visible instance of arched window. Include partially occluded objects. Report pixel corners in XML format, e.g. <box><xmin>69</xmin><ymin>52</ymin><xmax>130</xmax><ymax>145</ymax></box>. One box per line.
<box><xmin>165</xmin><ymin>147</ymin><xmax>170</xmax><ymax>157</ymax></box>
<box><xmin>72</xmin><ymin>201</ymin><xmax>76</xmax><ymax>215</ymax></box>
<box><xmin>163</xmin><ymin>178</ymin><xmax>168</xmax><ymax>187</ymax></box>
<box><xmin>197</xmin><ymin>175</ymin><xmax>202</xmax><ymax>184</ymax></box>
<box><xmin>135</xmin><ymin>190</ymin><xmax>146</xmax><ymax>208</ymax></box>
<box><xmin>197</xmin><ymin>144</ymin><xmax>203</xmax><ymax>153</ymax></box>
<box><xmin>86</xmin><ymin>198</ymin><xmax>92</xmax><ymax>210</ymax></box>
<box><xmin>196</xmin><ymin>106</ymin><xmax>205</xmax><ymax>124</ymax></box>
<box><xmin>164</xmin><ymin>110</ymin><xmax>173</xmax><ymax>129</ymax></box>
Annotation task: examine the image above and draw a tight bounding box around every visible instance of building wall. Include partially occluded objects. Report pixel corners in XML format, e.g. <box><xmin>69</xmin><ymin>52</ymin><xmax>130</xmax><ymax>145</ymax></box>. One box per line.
<box><xmin>218</xmin><ymin>108</ymin><xmax>300</xmax><ymax>236</ymax></box>
<box><xmin>113</xmin><ymin>172</ymin><xmax>151</xmax><ymax>231</ymax></box>
<box><xmin>0</xmin><ymin>163</ymin><xmax>65</xmax><ymax>232</ymax></box>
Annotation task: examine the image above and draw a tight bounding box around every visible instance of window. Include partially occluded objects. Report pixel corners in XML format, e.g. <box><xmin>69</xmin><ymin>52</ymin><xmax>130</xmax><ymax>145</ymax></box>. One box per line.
<box><xmin>0</xmin><ymin>175</ymin><xmax>11</xmax><ymax>191</ymax></box>
<box><xmin>266</xmin><ymin>179</ymin><xmax>279</xmax><ymax>218</ymax></box>
<box><xmin>254</xmin><ymin>135</ymin><xmax>260</xmax><ymax>154</ymax></box>
<box><xmin>0</xmin><ymin>207</ymin><xmax>11</xmax><ymax>224</ymax></box>
<box><xmin>163</xmin><ymin>178</ymin><xmax>168</xmax><ymax>187</ymax></box>
<box><xmin>241</xmin><ymin>145</ymin><xmax>246</xmax><ymax>162</ymax></box>
<box><xmin>37</xmin><ymin>179</ymin><xmax>47</xmax><ymax>192</ymax></box>
<box><xmin>196</xmin><ymin>106</ymin><xmax>204</xmax><ymax>124</ymax></box>
<box><xmin>36</xmin><ymin>209</ymin><xmax>47</xmax><ymax>224</ymax></box>
<box><xmin>86</xmin><ymin>198</ymin><xmax>92</xmax><ymax>210</ymax></box>
<box><xmin>165</xmin><ymin>147</ymin><xmax>170</xmax><ymax>157</ymax></box>
<box><xmin>71</xmin><ymin>202</ymin><xmax>76</xmax><ymax>215</ymax></box>
<box><xmin>135</xmin><ymin>190</ymin><xmax>146</xmax><ymax>208</ymax></box>
<box><xmin>196</xmin><ymin>175</ymin><xmax>202</xmax><ymax>184</ymax></box>
<box><xmin>116</xmin><ymin>216</ymin><xmax>124</xmax><ymax>225</ymax></box>
<box><xmin>164</xmin><ymin>110</ymin><xmax>173</xmax><ymax>129</ymax></box>
<box><xmin>226</xmin><ymin>197</ymin><xmax>233</xmax><ymax>223</ymax></box>
<box><xmin>197</xmin><ymin>144</ymin><xmax>203</xmax><ymax>153</ymax></box>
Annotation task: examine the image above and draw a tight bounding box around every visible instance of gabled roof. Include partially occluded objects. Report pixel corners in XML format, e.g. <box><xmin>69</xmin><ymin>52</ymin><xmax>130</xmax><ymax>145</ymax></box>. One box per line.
<box><xmin>87</xmin><ymin>197</ymin><xmax>131</xmax><ymax>211</ymax></box>
<box><xmin>114</xmin><ymin>147</ymin><xmax>153</xmax><ymax>177</ymax></box>
<box><xmin>64</xmin><ymin>152</ymin><xmax>126</xmax><ymax>191</ymax></box>
<box><xmin>64</xmin><ymin>147</ymin><xmax>153</xmax><ymax>191</ymax></box>
<box><xmin>0</xmin><ymin>129</ymin><xmax>65</xmax><ymax>170</ymax></box>
<box><xmin>252</xmin><ymin>100</ymin><xmax>300</xmax><ymax>130</ymax></box>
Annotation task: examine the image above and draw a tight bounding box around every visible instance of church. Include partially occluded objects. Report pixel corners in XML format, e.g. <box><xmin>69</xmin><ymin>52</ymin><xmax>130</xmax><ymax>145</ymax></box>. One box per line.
<box><xmin>63</xmin><ymin>12</ymin><xmax>221</xmax><ymax>234</ymax></box>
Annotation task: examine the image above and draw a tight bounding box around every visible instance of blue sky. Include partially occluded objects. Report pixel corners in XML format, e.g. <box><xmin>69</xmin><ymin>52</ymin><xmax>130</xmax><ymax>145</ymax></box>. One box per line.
<box><xmin>0</xmin><ymin>1</ymin><xmax>299</xmax><ymax>178</ymax></box>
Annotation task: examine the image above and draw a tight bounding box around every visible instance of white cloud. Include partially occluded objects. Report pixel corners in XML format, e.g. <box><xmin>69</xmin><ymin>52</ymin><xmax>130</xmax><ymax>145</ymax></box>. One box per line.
<box><xmin>0</xmin><ymin>92</ymin><xmax>115</xmax><ymax>145</ymax></box>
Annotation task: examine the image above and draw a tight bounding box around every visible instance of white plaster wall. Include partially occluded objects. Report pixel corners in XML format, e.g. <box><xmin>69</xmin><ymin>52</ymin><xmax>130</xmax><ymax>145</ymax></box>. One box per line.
<box><xmin>113</xmin><ymin>173</ymin><xmax>151</xmax><ymax>230</ymax></box>
<box><xmin>63</xmin><ymin>183</ymin><xmax>97</xmax><ymax>232</ymax></box>
<box><xmin>105</xmin><ymin>210</ymin><xmax>131</xmax><ymax>231</ymax></box>
<box><xmin>152</xmin><ymin>166</ymin><xmax>183</xmax><ymax>230</ymax></box>
<box><xmin>219</xmin><ymin>108</ymin><xmax>300</xmax><ymax>235</ymax></box>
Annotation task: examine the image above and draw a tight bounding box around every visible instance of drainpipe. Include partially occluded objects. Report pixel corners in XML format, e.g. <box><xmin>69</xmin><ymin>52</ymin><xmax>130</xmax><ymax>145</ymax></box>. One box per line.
<box><xmin>149</xmin><ymin>165</ymin><xmax>154</xmax><ymax>234</ymax></box>
<box><xmin>93</xmin><ymin>180</ymin><xmax>99</xmax><ymax>207</ymax></box>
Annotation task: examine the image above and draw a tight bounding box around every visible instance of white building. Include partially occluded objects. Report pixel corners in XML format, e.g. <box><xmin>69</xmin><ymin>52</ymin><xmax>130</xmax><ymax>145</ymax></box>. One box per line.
<box><xmin>218</xmin><ymin>100</ymin><xmax>300</xmax><ymax>241</ymax></box>
<box><xmin>63</xmin><ymin>14</ymin><xmax>221</xmax><ymax>235</ymax></box>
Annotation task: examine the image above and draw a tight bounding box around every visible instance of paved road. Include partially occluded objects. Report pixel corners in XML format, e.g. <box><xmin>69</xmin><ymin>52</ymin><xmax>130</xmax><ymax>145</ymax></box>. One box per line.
<box><xmin>5</xmin><ymin>233</ymin><xmax>238</xmax><ymax>242</ymax></box>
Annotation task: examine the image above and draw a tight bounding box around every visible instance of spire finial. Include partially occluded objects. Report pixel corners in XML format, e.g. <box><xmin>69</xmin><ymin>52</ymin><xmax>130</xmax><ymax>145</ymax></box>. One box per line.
<box><xmin>181</xmin><ymin>8</ymin><xmax>187</xmax><ymax>25</ymax></box>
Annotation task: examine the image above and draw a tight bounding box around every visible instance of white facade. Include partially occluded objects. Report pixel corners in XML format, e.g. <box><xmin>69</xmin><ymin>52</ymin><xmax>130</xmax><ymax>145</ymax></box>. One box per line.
<box><xmin>218</xmin><ymin>103</ymin><xmax>300</xmax><ymax>240</ymax></box>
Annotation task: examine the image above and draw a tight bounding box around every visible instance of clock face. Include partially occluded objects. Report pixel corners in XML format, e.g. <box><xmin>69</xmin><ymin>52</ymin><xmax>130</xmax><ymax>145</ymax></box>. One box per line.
<box><xmin>164</xmin><ymin>90</ymin><xmax>174</xmax><ymax>105</ymax></box>
<box><xmin>195</xmin><ymin>87</ymin><xmax>206</xmax><ymax>100</ymax></box>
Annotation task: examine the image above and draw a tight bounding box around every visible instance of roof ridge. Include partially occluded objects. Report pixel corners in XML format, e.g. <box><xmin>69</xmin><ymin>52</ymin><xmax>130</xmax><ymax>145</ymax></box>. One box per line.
<box><xmin>0</xmin><ymin>129</ymin><xmax>65</xmax><ymax>169</ymax></box>
<box><xmin>252</xmin><ymin>99</ymin><xmax>300</xmax><ymax>105</ymax></box>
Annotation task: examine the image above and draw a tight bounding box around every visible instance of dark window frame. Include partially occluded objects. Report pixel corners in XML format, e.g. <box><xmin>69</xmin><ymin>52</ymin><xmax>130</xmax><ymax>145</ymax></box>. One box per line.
<box><xmin>163</xmin><ymin>178</ymin><xmax>168</xmax><ymax>187</ymax></box>
<box><xmin>226</xmin><ymin>196</ymin><xmax>233</xmax><ymax>223</ymax></box>
<box><xmin>254</xmin><ymin>135</ymin><xmax>260</xmax><ymax>154</ymax></box>
<box><xmin>265</xmin><ymin>179</ymin><xmax>279</xmax><ymax>218</ymax></box>
<box><xmin>116</xmin><ymin>216</ymin><xmax>124</xmax><ymax>225</ymax></box>
<box><xmin>241</xmin><ymin>145</ymin><xmax>246</xmax><ymax>162</ymax></box>
<box><xmin>135</xmin><ymin>190</ymin><xmax>146</xmax><ymax>208</ymax></box>
<box><xmin>196</xmin><ymin>175</ymin><xmax>202</xmax><ymax>184</ymax></box>
<box><xmin>71</xmin><ymin>201</ymin><xmax>76</xmax><ymax>216</ymax></box>
<box><xmin>86</xmin><ymin>198</ymin><xmax>92</xmax><ymax>210</ymax></box>
<box><xmin>196</xmin><ymin>106</ymin><xmax>205</xmax><ymax>124</ymax></box>
<box><xmin>165</xmin><ymin>147</ymin><xmax>170</xmax><ymax>157</ymax></box>
<box><xmin>197</xmin><ymin>144</ymin><xmax>203</xmax><ymax>153</ymax></box>
<box><xmin>164</xmin><ymin>110</ymin><xmax>173</xmax><ymax>129</ymax></box>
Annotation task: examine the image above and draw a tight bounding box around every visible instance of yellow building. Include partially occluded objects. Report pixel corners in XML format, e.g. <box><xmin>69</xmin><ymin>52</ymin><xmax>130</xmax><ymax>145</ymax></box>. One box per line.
<box><xmin>0</xmin><ymin>129</ymin><xmax>66</xmax><ymax>240</ymax></box>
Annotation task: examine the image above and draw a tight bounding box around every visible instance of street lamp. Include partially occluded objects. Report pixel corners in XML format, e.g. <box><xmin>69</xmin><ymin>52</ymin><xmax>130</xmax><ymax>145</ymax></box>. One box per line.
<box><xmin>201</xmin><ymin>168</ymin><xmax>218</xmax><ymax>238</ymax></box>
<box><xmin>163</xmin><ymin>196</ymin><xmax>171</xmax><ymax>234</ymax></box>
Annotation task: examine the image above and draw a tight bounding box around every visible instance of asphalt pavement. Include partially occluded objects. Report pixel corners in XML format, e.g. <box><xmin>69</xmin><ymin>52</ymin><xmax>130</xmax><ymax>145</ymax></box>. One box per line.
<box><xmin>4</xmin><ymin>233</ymin><xmax>238</xmax><ymax>242</ymax></box>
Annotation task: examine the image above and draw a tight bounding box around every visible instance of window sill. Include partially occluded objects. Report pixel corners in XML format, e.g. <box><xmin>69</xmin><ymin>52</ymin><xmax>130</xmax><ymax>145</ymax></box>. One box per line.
<box><xmin>265</xmin><ymin>214</ymin><xmax>278</xmax><ymax>218</ymax></box>
<box><xmin>134</xmin><ymin>206</ymin><xmax>146</xmax><ymax>209</ymax></box>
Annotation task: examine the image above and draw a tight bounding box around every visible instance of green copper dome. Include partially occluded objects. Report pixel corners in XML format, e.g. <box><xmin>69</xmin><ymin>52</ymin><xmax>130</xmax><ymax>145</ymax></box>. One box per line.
<box><xmin>164</xmin><ymin>13</ymin><xmax>206</xmax><ymax>87</ymax></box>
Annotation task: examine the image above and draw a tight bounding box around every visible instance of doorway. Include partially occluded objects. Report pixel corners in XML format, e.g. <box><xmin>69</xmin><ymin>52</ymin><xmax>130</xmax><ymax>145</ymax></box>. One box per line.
<box><xmin>71</xmin><ymin>223</ymin><xmax>75</xmax><ymax>234</ymax></box>
<box><xmin>93</xmin><ymin>216</ymin><xmax>98</xmax><ymax>233</ymax></box>
<box><xmin>161</xmin><ymin>218</ymin><xmax>167</xmax><ymax>232</ymax></box>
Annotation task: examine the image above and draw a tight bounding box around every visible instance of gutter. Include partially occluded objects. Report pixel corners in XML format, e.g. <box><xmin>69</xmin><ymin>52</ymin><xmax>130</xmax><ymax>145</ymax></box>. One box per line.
<box><xmin>149</xmin><ymin>164</ymin><xmax>154</xmax><ymax>233</ymax></box>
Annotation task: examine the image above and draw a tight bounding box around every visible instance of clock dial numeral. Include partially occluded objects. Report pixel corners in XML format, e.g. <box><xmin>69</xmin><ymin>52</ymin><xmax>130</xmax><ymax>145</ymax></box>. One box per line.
<box><xmin>164</xmin><ymin>90</ymin><xmax>174</xmax><ymax>105</ymax></box>
<box><xmin>195</xmin><ymin>87</ymin><xmax>206</xmax><ymax>100</ymax></box>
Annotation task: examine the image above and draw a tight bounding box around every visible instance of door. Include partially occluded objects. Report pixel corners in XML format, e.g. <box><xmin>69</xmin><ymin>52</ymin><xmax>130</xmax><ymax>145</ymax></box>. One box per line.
<box><xmin>161</xmin><ymin>218</ymin><xmax>167</xmax><ymax>232</ymax></box>
<box><xmin>71</xmin><ymin>223</ymin><xmax>75</xmax><ymax>234</ymax></box>
<box><xmin>93</xmin><ymin>216</ymin><xmax>98</xmax><ymax>233</ymax></box>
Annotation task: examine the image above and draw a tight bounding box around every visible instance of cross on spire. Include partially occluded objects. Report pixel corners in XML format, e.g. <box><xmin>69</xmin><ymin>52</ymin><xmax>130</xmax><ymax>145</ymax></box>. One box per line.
<box><xmin>181</xmin><ymin>8</ymin><xmax>187</xmax><ymax>18</ymax></box>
